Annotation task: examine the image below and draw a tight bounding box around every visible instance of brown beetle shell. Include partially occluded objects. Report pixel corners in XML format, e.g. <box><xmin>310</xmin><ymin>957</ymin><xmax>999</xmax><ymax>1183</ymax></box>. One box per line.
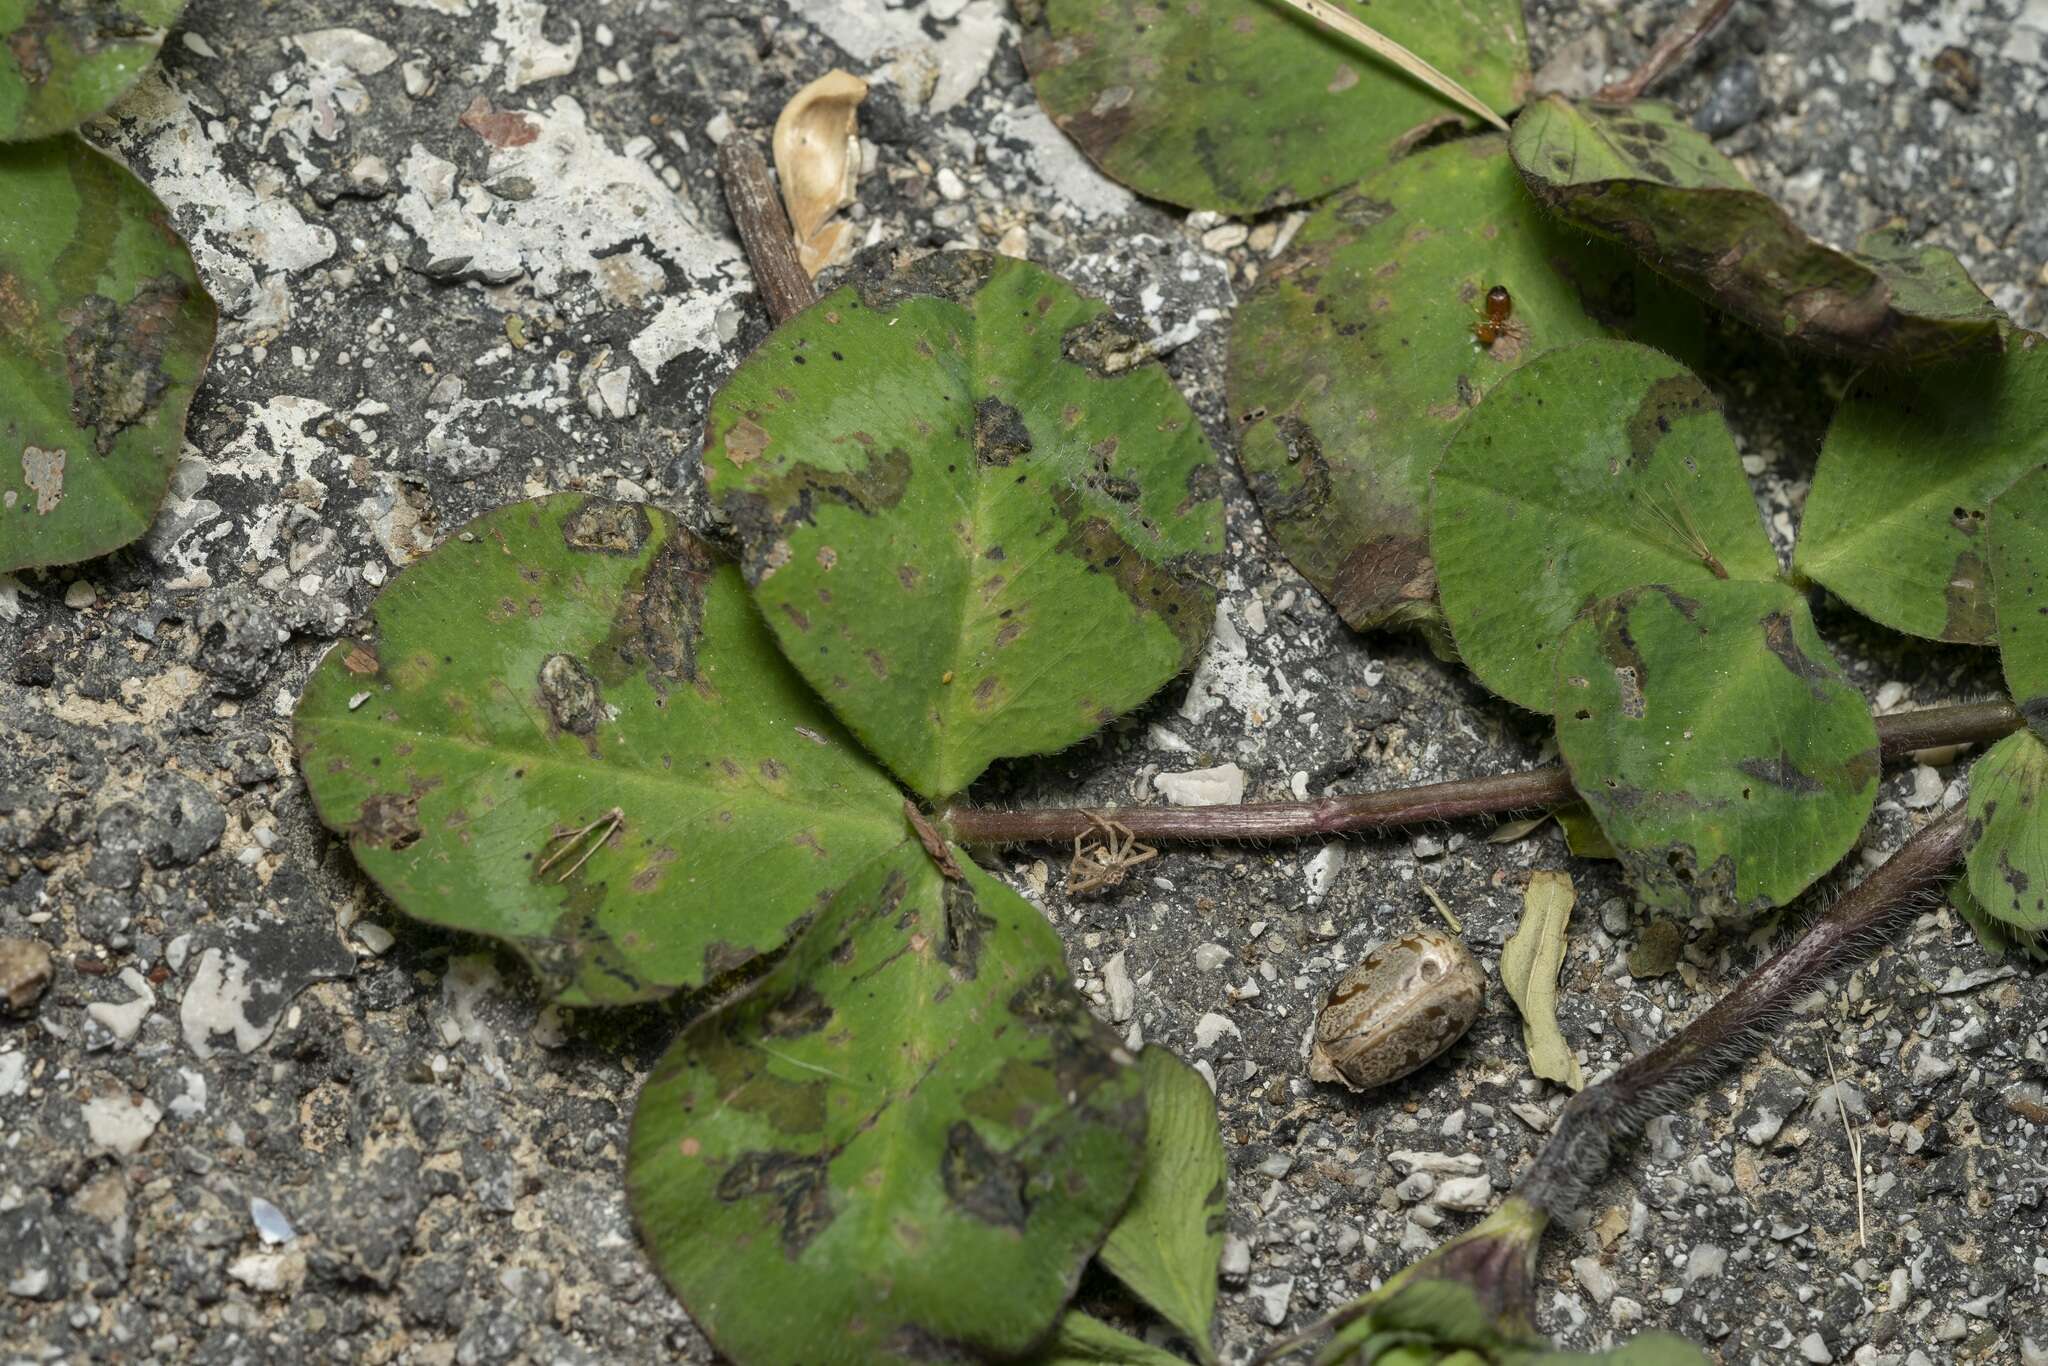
<box><xmin>1309</xmin><ymin>930</ymin><xmax>1484</xmax><ymax>1092</ymax></box>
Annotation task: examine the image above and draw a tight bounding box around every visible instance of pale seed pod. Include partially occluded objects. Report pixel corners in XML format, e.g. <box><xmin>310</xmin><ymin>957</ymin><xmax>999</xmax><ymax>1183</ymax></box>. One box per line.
<box><xmin>1310</xmin><ymin>929</ymin><xmax>1484</xmax><ymax>1092</ymax></box>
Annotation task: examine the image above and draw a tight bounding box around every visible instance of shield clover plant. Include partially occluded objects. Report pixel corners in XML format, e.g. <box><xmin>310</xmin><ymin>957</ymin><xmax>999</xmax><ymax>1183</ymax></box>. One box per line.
<box><xmin>295</xmin><ymin>250</ymin><xmax>1240</xmax><ymax>1360</ymax></box>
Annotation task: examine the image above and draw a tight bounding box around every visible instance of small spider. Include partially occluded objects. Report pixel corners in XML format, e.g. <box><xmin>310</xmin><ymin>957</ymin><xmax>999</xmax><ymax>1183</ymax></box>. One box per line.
<box><xmin>1065</xmin><ymin>814</ymin><xmax>1158</xmax><ymax>896</ymax></box>
<box><xmin>1471</xmin><ymin>284</ymin><xmax>1527</xmax><ymax>352</ymax></box>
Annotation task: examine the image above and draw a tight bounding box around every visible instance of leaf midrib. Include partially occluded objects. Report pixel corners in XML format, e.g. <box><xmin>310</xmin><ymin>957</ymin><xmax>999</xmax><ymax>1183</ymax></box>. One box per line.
<box><xmin>314</xmin><ymin>710</ymin><xmax>904</xmax><ymax>845</ymax></box>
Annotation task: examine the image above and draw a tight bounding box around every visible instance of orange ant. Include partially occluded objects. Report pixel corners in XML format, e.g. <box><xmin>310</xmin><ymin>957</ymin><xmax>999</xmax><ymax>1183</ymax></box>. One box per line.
<box><xmin>1471</xmin><ymin>284</ymin><xmax>1527</xmax><ymax>351</ymax></box>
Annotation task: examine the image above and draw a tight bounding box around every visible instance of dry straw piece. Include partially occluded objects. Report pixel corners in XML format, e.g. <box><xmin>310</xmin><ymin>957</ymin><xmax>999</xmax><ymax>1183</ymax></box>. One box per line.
<box><xmin>772</xmin><ymin>69</ymin><xmax>868</xmax><ymax>278</ymax></box>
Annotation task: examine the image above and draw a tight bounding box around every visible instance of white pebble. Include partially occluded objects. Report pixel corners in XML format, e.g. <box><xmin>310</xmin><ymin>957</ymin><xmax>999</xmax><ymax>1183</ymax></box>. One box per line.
<box><xmin>1154</xmin><ymin>763</ymin><xmax>1246</xmax><ymax>806</ymax></box>
<box><xmin>1434</xmin><ymin>1174</ymin><xmax>1494</xmax><ymax>1210</ymax></box>
<box><xmin>1193</xmin><ymin>1012</ymin><xmax>1239</xmax><ymax>1050</ymax></box>
<box><xmin>1249</xmin><ymin>1277</ymin><xmax>1294</xmax><ymax>1326</ymax></box>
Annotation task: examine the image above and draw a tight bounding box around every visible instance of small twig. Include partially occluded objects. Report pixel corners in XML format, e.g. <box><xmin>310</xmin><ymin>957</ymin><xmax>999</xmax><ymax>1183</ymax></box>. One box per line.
<box><xmin>715</xmin><ymin>136</ymin><xmax>818</xmax><ymax>326</ymax></box>
<box><xmin>941</xmin><ymin>700</ymin><xmax>2020</xmax><ymax>847</ymax></box>
<box><xmin>538</xmin><ymin>807</ymin><xmax>624</xmax><ymax>883</ymax></box>
<box><xmin>1597</xmin><ymin>0</ymin><xmax>1740</xmax><ymax>102</ymax></box>
<box><xmin>1420</xmin><ymin>880</ymin><xmax>1463</xmax><ymax>933</ymax></box>
<box><xmin>1824</xmin><ymin>1042</ymin><xmax>1868</xmax><ymax>1250</ymax></box>
<box><xmin>1265</xmin><ymin>0</ymin><xmax>1510</xmax><ymax>133</ymax></box>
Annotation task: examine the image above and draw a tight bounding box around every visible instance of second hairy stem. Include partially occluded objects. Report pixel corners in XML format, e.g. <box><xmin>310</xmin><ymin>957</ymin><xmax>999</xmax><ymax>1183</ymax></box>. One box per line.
<box><xmin>939</xmin><ymin>699</ymin><xmax>2019</xmax><ymax>846</ymax></box>
<box><xmin>1514</xmin><ymin>803</ymin><xmax>1969</xmax><ymax>1218</ymax></box>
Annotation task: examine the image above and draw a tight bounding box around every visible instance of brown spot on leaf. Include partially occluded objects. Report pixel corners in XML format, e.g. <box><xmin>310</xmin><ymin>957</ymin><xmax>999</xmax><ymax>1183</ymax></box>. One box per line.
<box><xmin>1624</xmin><ymin>374</ymin><xmax>1715</xmax><ymax>470</ymax></box>
<box><xmin>1060</xmin><ymin>309</ymin><xmax>1146</xmax><ymax>376</ymax></box>
<box><xmin>1736</xmin><ymin>750</ymin><xmax>1825</xmax><ymax>796</ymax></box>
<box><xmin>352</xmin><ymin>792</ymin><xmax>421</xmax><ymax>851</ymax></box>
<box><xmin>63</xmin><ymin>277</ymin><xmax>189</xmax><ymax>456</ymax></box>
<box><xmin>595</xmin><ymin>526</ymin><xmax>716</xmax><ymax>696</ymax></box>
<box><xmin>939</xmin><ymin>1121</ymin><xmax>1028</xmax><ymax>1230</ymax></box>
<box><xmin>972</xmin><ymin>396</ymin><xmax>1033</xmax><ymax>466</ymax></box>
<box><xmin>715</xmin><ymin>1151</ymin><xmax>835</xmax><ymax>1259</ymax></box>
<box><xmin>1758</xmin><ymin>608</ymin><xmax>1836</xmax><ymax>700</ymax></box>
<box><xmin>1050</xmin><ymin>485</ymin><xmax>1216</xmax><ymax>665</ymax></box>
<box><xmin>562</xmin><ymin>498</ymin><xmax>651</xmax><ymax>554</ymax></box>
<box><xmin>761</xmin><ymin>985</ymin><xmax>833</xmax><ymax>1039</ymax></box>
<box><xmin>725</xmin><ymin>417</ymin><xmax>772</xmax><ymax>465</ymax></box>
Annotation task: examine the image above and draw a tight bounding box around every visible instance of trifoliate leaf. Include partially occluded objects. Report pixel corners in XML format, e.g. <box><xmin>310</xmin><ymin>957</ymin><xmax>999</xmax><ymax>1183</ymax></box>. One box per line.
<box><xmin>702</xmin><ymin>249</ymin><xmax>1222</xmax><ymax>802</ymax></box>
<box><xmin>0</xmin><ymin>134</ymin><xmax>216</xmax><ymax>573</ymax></box>
<box><xmin>1509</xmin><ymin>97</ymin><xmax>2003</xmax><ymax>364</ymax></box>
<box><xmin>294</xmin><ymin>495</ymin><xmax>907</xmax><ymax>1006</ymax></box>
<box><xmin>1023</xmin><ymin>0</ymin><xmax>1528</xmax><ymax>215</ymax></box>
<box><xmin>1796</xmin><ymin>330</ymin><xmax>2047</xmax><ymax>643</ymax></box>
<box><xmin>1229</xmin><ymin>140</ymin><xmax>1699</xmax><ymax>633</ymax></box>
<box><xmin>1554</xmin><ymin>580</ymin><xmax>1880</xmax><ymax>918</ymax></box>
<box><xmin>626</xmin><ymin>843</ymin><xmax>1146</xmax><ymax>1364</ymax></box>
<box><xmin>1432</xmin><ymin>340</ymin><xmax>1778</xmax><ymax>712</ymax></box>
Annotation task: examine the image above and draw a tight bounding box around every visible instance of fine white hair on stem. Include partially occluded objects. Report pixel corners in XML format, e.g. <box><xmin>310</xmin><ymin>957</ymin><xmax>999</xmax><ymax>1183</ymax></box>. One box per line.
<box><xmin>1514</xmin><ymin>809</ymin><xmax>1965</xmax><ymax>1221</ymax></box>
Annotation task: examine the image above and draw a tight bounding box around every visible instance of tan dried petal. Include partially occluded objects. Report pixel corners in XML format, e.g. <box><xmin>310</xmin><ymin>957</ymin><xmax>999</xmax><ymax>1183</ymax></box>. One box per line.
<box><xmin>772</xmin><ymin>69</ymin><xmax>868</xmax><ymax>280</ymax></box>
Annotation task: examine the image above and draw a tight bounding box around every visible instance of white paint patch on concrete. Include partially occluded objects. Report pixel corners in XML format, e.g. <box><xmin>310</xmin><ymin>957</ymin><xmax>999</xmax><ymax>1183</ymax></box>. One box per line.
<box><xmin>391</xmin><ymin>96</ymin><xmax>745</xmax><ymax>377</ymax></box>
<box><xmin>989</xmin><ymin>103</ymin><xmax>1136</xmax><ymax>221</ymax></box>
<box><xmin>1180</xmin><ymin>600</ymin><xmax>1281</xmax><ymax>726</ymax></box>
<box><xmin>805</xmin><ymin>0</ymin><xmax>1008</xmax><ymax>113</ymax></box>
<box><xmin>493</xmin><ymin>0</ymin><xmax>582</xmax><ymax>92</ymax></box>
<box><xmin>115</xmin><ymin>73</ymin><xmax>339</xmax><ymax>310</ymax></box>
<box><xmin>443</xmin><ymin>954</ymin><xmax>512</xmax><ymax>1086</ymax></box>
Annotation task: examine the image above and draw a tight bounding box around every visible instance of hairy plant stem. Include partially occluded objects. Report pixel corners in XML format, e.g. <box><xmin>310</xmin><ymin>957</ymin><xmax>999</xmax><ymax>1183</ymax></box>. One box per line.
<box><xmin>1514</xmin><ymin>803</ymin><xmax>1970</xmax><ymax>1218</ymax></box>
<box><xmin>1597</xmin><ymin>0</ymin><xmax>1740</xmax><ymax>101</ymax></box>
<box><xmin>939</xmin><ymin>699</ymin><xmax>2019</xmax><ymax>846</ymax></box>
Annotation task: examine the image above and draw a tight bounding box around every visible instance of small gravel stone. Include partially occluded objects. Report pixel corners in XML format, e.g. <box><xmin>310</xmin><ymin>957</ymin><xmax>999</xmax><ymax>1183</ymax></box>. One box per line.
<box><xmin>1218</xmin><ymin>1235</ymin><xmax>1252</xmax><ymax>1283</ymax></box>
<box><xmin>1249</xmin><ymin>1277</ymin><xmax>1294</xmax><ymax>1326</ymax></box>
<box><xmin>1395</xmin><ymin>1171</ymin><xmax>1435</xmax><ymax>1203</ymax></box>
<box><xmin>1434</xmin><ymin>1174</ymin><xmax>1493</xmax><ymax>1210</ymax></box>
<box><xmin>1102</xmin><ymin>952</ymin><xmax>1135</xmax><ymax>1022</ymax></box>
<box><xmin>1684</xmin><ymin>1244</ymin><xmax>1728</xmax><ymax>1282</ymax></box>
<box><xmin>1694</xmin><ymin>57</ymin><xmax>1765</xmax><ymax>137</ymax></box>
<box><xmin>1800</xmin><ymin>1330</ymin><xmax>1835</xmax><ymax>1363</ymax></box>
<box><xmin>0</xmin><ymin>938</ymin><xmax>54</xmax><ymax>1013</ymax></box>
<box><xmin>1573</xmin><ymin>1255</ymin><xmax>1617</xmax><ymax>1305</ymax></box>
<box><xmin>1154</xmin><ymin>763</ymin><xmax>1246</xmax><ymax>806</ymax></box>
<box><xmin>1738</xmin><ymin>1069</ymin><xmax>1807</xmax><ymax>1146</ymax></box>
<box><xmin>935</xmin><ymin>167</ymin><xmax>967</xmax><ymax>201</ymax></box>
<box><xmin>1200</xmin><ymin>223</ymin><xmax>1248</xmax><ymax>253</ymax></box>
<box><xmin>1192</xmin><ymin>942</ymin><xmax>1233</xmax><ymax>973</ymax></box>
<box><xmin>1193</xmin><ymin>1012</ymin><xmax>1239</xmax><ymax>1049</ymax></box>
<box><xmin>1910</xmin><ymin>1044</ymin><xmax>1956</xmax><ymax>1087</ymax></box>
